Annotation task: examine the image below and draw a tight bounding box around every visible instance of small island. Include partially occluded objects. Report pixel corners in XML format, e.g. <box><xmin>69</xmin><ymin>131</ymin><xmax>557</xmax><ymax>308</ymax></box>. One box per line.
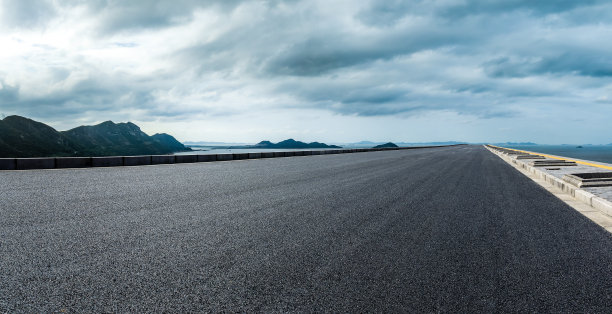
<box><xmin>373</xmin><ymin>142</ymin><xmax>399</xmax><ymax>148</ymax></box>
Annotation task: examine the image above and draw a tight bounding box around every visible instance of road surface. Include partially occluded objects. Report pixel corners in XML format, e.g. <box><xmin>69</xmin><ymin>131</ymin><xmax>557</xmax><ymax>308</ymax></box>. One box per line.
<box><xmin>1</xmin><ymin>145</ymin><xmax>611</xmax><ymax>312</ymax></box>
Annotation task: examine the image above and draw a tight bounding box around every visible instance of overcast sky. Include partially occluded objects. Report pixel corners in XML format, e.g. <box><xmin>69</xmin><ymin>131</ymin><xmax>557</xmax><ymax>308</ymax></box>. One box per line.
<box><xmin>1</xmin><ymin>0</ymin><xmax>611</xmax><ymax>144</ymax></box>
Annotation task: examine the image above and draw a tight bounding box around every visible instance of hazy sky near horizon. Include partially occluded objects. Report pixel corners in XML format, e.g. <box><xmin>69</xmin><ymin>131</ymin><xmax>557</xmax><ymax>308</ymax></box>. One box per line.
<box><xmin>1</xmin><ymin>0</ymin><xmax>611</xmax><ymax>144</ymax></box>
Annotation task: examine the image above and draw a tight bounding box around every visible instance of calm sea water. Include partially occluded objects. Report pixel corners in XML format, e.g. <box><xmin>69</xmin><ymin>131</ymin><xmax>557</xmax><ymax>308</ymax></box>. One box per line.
<box><xmin>177</xmin><ymin>144</ymin><xmax>612</xmax><ymax>165</ymax></box>
<box><xmin>174</xmin><ymin>147</ymin><xmax>339</xmax><ymax>156</ymax></box>
<box><xmin>503</xmin><ymin>145</ymin><xmax>612</xmax><ymax>164</ymax></box>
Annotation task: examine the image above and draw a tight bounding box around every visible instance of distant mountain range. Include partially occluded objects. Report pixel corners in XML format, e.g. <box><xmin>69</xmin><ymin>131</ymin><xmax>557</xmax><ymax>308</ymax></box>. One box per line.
<box><xmin>230</xmin><ymin>139</ymin><xmax>341</xmax><ymax>149</ymax></box>
<box><xmin>0</xmin><ymin>115</ymin><xmax>190</xmax><ymax>158</ymax></box>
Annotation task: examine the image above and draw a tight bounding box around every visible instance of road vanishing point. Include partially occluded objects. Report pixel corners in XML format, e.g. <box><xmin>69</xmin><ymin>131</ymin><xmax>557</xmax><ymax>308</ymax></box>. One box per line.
<box><xmin>1</xmin><ymin>145</ymin><xmax>611</xmax><ymax>312</ymax></box>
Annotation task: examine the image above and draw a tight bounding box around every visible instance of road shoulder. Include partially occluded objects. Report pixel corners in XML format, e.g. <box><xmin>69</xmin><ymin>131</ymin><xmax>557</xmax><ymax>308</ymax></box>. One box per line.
<box><xmin>486</xmin><ymin>145</ymin><xmax>612</xmax><ymax>233</ymax></box>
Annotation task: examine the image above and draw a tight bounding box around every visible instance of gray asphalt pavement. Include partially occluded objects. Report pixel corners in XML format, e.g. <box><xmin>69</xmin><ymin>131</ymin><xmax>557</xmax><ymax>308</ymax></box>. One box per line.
<box><xmin>1</xmin><ymin>145</ymin><xmax>611</xmax><ymax>312</ymax></box>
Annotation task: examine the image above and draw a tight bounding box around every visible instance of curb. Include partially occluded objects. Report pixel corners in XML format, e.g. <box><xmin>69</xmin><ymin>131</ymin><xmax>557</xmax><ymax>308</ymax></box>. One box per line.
<box><xmin>485</xmin><ymin>145</ymin><xmax>612</xmax><ymax>219</ymax></box>
<box><xmin>0</xmin><ymin>144</ymin><xmax>466</xmax><ymax>171</ymax></box>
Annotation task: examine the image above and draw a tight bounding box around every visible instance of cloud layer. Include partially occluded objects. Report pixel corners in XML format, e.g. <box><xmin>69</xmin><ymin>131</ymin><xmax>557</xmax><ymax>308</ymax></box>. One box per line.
<box><xmin>1</xmin><ymin>0</ymin><xmax>611</xmax><ymax>143</ymax></box>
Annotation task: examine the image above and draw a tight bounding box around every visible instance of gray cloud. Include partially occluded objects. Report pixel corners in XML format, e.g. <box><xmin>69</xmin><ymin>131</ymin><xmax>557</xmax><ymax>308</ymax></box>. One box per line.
<box><xmin>483</xmin><ymin>57</ymin><xmax>540</xmax><ymax>78</ymax></box>
<box><xmin>0</xmin><ymin>0</ymin><xmax>56</xmax><ymax>28</ymax></box>
<box><xmin>262</xmin><ymin>17</ymin><xmax>492</xmax><ymax>76</ymax></box>
<box><xmin>538</xmin><ymin>53</ymin><xmax>612</xmax><ymax>77</ymax></box>
<box><xmin>1</xmin><ymin>0</ymin><xmax>612</xmax><ymax>142</ymax></box>
<box><xmin>356</xmin><ymin>0</ymin><xmax>605</xmax><ymax>28</ymax></box>
<box><xmin>82</xmin><ymin>0</ymin><xmax>300</xmax><ymax>35</ymax></box>
<box><xmin>437</xmin><ymin>0</ymin><xmax>605</xmax><ymax>17</ymax></box>
<box><xmin>479</xmin><ymin>110</ymin><xmax>520</xmax><ymax>119</ymax></box>
<box><xmin>89</xmin><ymin>0</ymin><xmax>207</xmax><ymax>34</ymax></box>
<box><xmin>356</xmin><ymin>1</ymin><xmax>413</xmax><ymax>27</ymax></box>
<box><xmin>0</xmin><ymin>67</ymin><xmax>181</xmax><ymax>124</ymax></box>
<box><xmin>0</xmin><ymin>80</ymin><xmax>19</xmax><ymax>103</ymax></box>
<box><xmin>484</xmin><ymin>52</ymin><xmax>612</xmax><ymax>78</ymax></box>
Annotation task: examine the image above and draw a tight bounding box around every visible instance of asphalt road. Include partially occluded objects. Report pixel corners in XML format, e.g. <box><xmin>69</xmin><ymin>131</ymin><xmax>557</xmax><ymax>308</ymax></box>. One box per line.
<box><xmin>1</xmin><ymin>145</ymin><xmax>611</xmax><ymax>312</ymax></box>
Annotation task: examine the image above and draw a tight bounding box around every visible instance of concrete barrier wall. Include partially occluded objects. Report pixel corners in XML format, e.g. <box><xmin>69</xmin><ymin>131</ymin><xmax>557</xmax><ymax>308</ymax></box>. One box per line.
<box><xmin>16</xmin><ymin>158</ymin><xmax>55</xmax><ymax>170</ymax></box>
<box><xmin>1</xmin><ymin>144</ymin><xmax>465</xmax><ymax>170</ymax></box>
<box><xmin>233</xmin><ymin>153</ymin><xmax>249</xmax><ymax>160</ymax></box>
<box><xmin>124</xmin><ymin>156</ymin><xmax>151</xmax><ymax>166</ymax></box>
<box><xmin>0</xmin><ymin>158</ymin><xmax>16</xmax><ymax>170</ymax></box>
<box><xmin>92</xmin><ymin>157</ymin><xmax>123</xmax><ymax>167</ymax></box>
<box><xmin>175</xmin><ymin>155</ymin><xmax>198</xmax><ymax>163</ymax></box>
<box><xmin>216</xmin><ymin>154</ymin><xmax>233</xmax><ymax>161</ymax></box>
<box><xmin>152</xmin><ymin>155</ymin><xmax>175</xmax><ymax>164</ymax></box>
<box><xmin>198</xmin><ymin>155</ymin><xmax>217</xmax><ymax>162</ymax></box>
<box><xmin>55</xmin><ymin>157</ymin><xmax>92</xmax><ymax>168</ymax></box>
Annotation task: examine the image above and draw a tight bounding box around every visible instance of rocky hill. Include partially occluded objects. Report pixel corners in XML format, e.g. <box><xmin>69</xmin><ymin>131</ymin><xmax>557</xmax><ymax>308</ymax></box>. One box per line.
<box><xmin>0</xmin><ymin>116</ymin><xmax>81</xmax><ymax>157</ymax></box>
<box><xmin>151</xmin><ymin>133</ymin><xmax>190</xmax><ymax>152</ymax></box>
<box><xmin>0</xmin><ymin>115</ymin><xmax>190</xmax><ymax>157</ymax></box>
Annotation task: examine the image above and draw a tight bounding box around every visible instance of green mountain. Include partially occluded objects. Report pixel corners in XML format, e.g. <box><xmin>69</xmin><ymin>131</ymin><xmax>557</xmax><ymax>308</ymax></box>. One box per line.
<box><xmin>151</xmin><ymin>133</ymin><xmax>189</xmax><ymax>152</ymax></box>
<box><xmin>0</xmin><ymin>116</ymin><xmax>80</xmax><ymax>157</ymax></box>
<box><xmin>0</xmin><ymin>115</ymin><xmax>190</xmax><ymax>157</ymax></box>
<box><xmin>373</xmin><ymin>142</ymin><xmax>398</xmax><ymax>148</ymax></box>
<box><xmin>63</xmin><ymin>121</ymin><xmax>178</xmax><ymax>156</ymax></box>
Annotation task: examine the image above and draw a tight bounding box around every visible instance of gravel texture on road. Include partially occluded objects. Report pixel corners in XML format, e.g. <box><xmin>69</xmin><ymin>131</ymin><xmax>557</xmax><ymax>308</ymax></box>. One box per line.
<box><xmin>1</xmin><ymin>145</ymin><xmax>611</xmax><ymax>312</ymax></box>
